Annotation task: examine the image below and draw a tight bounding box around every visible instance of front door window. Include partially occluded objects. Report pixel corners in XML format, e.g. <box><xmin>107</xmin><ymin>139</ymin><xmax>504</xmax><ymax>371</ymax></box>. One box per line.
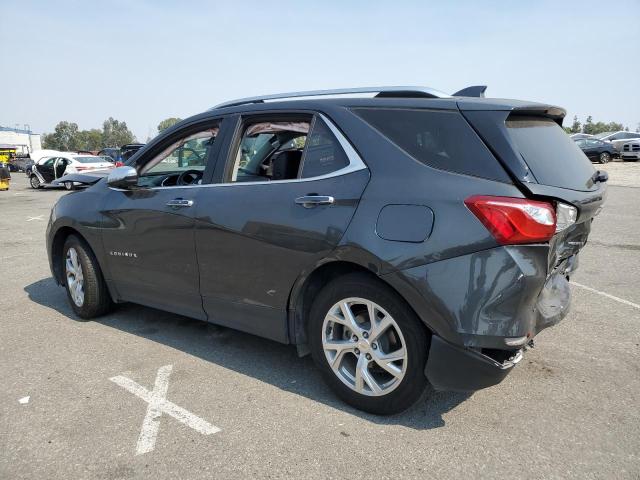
<box><xmin>138</xmin><ymin>125</ymin><xmax>220</xmax><ymax>188</ymax></box>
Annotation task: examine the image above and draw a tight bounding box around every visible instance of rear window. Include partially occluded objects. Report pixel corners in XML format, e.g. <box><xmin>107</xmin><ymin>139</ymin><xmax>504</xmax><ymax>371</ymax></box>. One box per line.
<box><xmin>506</xmin><ymin>116</ymin><xmax>595</xmax><ymax>191</ymax></box>
<box><xmin>354</xmin><ymin>108</ymin><xmax>508</xmax><ymax>181</ymax></box>
<box><xmin>73</xmin><ymin>156</ymin><xmax>104</xmax><ymax>163</ymax></box>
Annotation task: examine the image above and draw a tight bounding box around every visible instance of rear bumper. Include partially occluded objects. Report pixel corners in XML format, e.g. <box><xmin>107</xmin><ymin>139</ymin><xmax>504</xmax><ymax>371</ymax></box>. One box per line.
<box><xmin>383</xmin><ymin>245</ymin><xmax>571</xmax><ymax>350</ymax></box>
<box><xmin>425</xmin><ymin>335</ymin><xmax>520</xmax><ymax>392</ymax></box>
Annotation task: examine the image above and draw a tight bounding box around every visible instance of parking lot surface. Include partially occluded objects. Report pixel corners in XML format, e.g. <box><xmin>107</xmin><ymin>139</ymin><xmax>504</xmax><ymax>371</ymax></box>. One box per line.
<box><xmin>1</xmin><ymin>166</ymin><xmax>639</xmax><ymax>479</ymax></box>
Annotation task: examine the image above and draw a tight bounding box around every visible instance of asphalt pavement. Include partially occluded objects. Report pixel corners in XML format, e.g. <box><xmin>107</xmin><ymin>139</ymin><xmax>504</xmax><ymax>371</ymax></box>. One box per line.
<box><xmin>1</xmin><ymin>168</ymin><xmax>639</xmax><ymax>479</ymax></box>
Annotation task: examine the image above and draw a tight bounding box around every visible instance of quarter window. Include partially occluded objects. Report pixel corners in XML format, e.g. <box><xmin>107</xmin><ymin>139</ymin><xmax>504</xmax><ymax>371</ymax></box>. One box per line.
<box><xmin>354</xmin><ymin>108</ymin><xmax>507</xmax><ymax>181</ymax></box>
<box><xmin>300</xmin><ymin>117</ymin><xmax>350</xmax><ymax>178</ymax></box>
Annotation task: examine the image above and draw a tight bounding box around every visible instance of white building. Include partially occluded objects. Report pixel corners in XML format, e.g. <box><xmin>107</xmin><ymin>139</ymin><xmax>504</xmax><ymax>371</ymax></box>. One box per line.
<box><xmin>0</xmin><ymin>125</ymin><xmax>42</xmax><ymax>155</ymax></box>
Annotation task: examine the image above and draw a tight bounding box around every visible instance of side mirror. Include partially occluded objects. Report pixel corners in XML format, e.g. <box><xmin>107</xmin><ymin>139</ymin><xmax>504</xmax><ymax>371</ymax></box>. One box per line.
<box><xmin>107</xmin><ymin>166</ymin><xmax>138</xmax><ymax>189</ymax></box>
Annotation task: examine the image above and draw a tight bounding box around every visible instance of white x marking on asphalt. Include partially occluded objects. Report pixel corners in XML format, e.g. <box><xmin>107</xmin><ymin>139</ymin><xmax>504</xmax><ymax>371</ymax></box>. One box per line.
<box><xmin>26</xmin><ymin>215</ymin><xmax>44</xmax><ymax>222</ymax></box>
<box><xmin>110</xmin><ymin>365</ymin><xmax>221</xmax><ymax>455</ymax></box>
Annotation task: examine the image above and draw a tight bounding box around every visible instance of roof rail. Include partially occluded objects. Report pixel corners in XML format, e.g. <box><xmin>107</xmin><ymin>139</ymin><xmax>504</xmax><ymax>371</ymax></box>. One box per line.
<box><xmin>211</xmin><ymin>86</ymin><xmax>451</xmax><ymax>109</ymax></box>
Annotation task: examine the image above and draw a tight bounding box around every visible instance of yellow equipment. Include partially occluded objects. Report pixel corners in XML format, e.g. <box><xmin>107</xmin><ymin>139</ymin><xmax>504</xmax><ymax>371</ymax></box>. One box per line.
<box><xmin>0</xmin><ymin>145</ymin><xmax>15</xmax><ymax>190</ymax></box>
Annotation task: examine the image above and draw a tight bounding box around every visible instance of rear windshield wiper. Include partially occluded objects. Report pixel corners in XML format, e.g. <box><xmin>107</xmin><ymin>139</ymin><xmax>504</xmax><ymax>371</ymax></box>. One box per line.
<box><xmin>592</xmin><ymin>170</ymin><xmax>608</xmax><ymax>184</ymax></box>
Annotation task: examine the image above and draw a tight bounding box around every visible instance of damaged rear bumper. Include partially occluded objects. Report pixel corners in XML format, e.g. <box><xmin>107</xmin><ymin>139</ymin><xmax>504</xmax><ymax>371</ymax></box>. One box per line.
<box><xmin>425</xmin><ymin>335</ymin><xmax>523</xmax><ymax>392</ymax></box>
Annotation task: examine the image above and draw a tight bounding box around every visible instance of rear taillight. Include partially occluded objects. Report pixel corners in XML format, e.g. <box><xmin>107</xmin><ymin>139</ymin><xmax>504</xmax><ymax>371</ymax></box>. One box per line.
<box><xmin>75</xmin><ymin>166</ymin><xmax>89</xmax><ymax>171</ymax></box>
<box><xmin>465</xmin><ymin>195</ymin><xmax>556</xmax><ymax>245</ymax></box>
<box><xmin>114</xmin><ymin>161</ymin><xmax>124</xmax><ymax>167</ymax></box>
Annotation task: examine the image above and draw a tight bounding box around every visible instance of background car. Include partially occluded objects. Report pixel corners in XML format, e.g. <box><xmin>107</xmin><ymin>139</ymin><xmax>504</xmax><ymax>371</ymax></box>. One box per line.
<box><xmin>97</xmin><ymin>147</ymin><xmax>120</xmax><ymax>162</ymax></box>
<box><xmin>620</xmin><ymin>140</ymin><xmax>640</xmax><ymax>161</ymax></box>
<box><xmin>98</xmin><ymin>143</ymin><xmax>145</xmax><ymax>163</ymax></box>
<box><xmin>30</xmin><ymin>153</ymin><xmax>113</xmax><ymax>189</ymax></box>
<box><xmin>574</xmin><ymin>137</ymin><xmax>616</xmax><ymax>163</ymax></box>
<box><xmin>569</xmin><ymin>133</ymin><xmax>593</xmax><ymax>140</ymax></box>
<box><xmin>594</xmin><ymin>131</ymin><xmax>640</xmax><ymax>152</ymax></box>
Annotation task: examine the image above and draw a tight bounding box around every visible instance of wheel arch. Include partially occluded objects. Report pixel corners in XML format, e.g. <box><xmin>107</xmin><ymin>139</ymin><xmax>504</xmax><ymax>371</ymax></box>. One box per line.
<box><xmin>50</xmin><ymin>226</ymin><xmax>86</xmax><ymax>285</ymax></box>
<box><xmin>287</xmin><ymin>260</ymin><xmax>430</xmax><ymax>352</ymax></box>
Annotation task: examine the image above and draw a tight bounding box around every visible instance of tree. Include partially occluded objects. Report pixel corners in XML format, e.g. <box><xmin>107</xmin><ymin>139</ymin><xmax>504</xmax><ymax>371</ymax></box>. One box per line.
<box><xmin>157</xmin><ymin>117</ymin><xmax>182</xmax><ymax>133</ymax></box>
<box><xmin>565</xmin><ymin>115</ymin><xmax>581</xmax><ymax>134</ymax></box>
<box><xmin>583</xmin><ymin>116</ymin><xmax>594</xmax><ymax>134</ymax></box>
<box><xmin>76</xmin><ymin>129</ymin><xmax>103</xmax><ymax>150</ymax></box>
<box><xmin>42</xmin><ymin>121</ymin><xmax>80</xmax><ymax>150</ymax></box>
<box><xmin>102</xmin><ymin>117</ymin><xmax>135</xmax><ymax>147</ymax></box>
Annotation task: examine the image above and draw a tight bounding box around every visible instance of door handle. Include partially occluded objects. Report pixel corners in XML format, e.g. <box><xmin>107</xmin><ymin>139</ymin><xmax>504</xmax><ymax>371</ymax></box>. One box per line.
<box><xmin>295</xmin><ymin>195</ymin><xmax>334</xmax><ymax>208</ymax></box>
<box><xmin>166</xmin><ymin>199</ymin><xmax>194</xmax><ymax>208</ymax></box>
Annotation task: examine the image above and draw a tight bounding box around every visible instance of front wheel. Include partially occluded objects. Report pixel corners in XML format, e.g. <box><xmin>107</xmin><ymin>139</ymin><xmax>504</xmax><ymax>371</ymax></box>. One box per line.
<box><xmin>29</xmin><ymin>175</ymin><xmax>41</xmax><ymax>189</ymax></box>
<box><xmin>309</xmin><ymin>273</ymin><xmax>429</xmax><ymax>415</ymax></box>
<box><xmin>62</xmin><ymin>235</ymin><xmax>113</xmax><ymax>319</ymax></box>
<box><xmin>599</xmin><ymin>152</ymin><xmax>611</xmax><ymax>164</ymax></box>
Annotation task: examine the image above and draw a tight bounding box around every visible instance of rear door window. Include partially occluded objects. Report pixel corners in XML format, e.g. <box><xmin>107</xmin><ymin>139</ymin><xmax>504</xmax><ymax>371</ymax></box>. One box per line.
<box><xmin>506</xmin><ymin>116</ymin><xmax>595</xmax><ymax>191</ymax></box>
<box><xmin>354</xmin><ymin>108</ymin><xmax>509</xmax><ymax>182</ymax></box>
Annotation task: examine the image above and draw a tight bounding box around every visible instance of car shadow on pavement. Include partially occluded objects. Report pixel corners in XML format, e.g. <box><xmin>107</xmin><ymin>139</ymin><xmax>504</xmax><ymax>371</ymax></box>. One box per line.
<box><xmin>25</xmin><ymin>277</ymin><xmax>471</xmax><ymax>429</ymax></box>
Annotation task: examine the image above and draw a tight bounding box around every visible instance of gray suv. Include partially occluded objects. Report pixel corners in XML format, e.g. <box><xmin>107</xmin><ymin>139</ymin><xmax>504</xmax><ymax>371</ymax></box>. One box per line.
<box><xmin>46</xmin><ymin>86</ymin><xmax>606</xmax><ymax>414</ymax></box>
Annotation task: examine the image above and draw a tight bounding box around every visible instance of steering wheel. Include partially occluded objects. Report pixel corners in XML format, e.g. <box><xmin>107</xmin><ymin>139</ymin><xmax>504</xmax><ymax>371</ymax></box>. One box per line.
<box><xmin>177</xmin><ymin>169</ymin><xmax>203</xmax><ymax>185</ymax></box>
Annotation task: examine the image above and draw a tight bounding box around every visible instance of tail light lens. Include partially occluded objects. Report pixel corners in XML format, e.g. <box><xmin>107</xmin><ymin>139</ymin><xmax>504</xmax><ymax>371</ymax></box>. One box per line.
<box><xmin>465</xmin><ymin>195</ymin><xmax>556</xmax><ymax>245</ymax></box>
<box><xmin>114</xmin><ymin>161</ymin><xmax>124</xmax><ymax>167</ymax></box>
<box><xmin>75</xmin><ymin>166</ymin><xmax>89</xmax><ymax>171</ymax></box>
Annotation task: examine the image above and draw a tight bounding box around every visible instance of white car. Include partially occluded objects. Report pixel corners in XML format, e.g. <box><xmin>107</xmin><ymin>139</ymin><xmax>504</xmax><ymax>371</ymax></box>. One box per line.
<box><xmin>30</xmin><ymin>153</ymin><xmax>114</xmax><ymax>190</ymax></box>
<box><xmin>594</xmin><ymin>131</ymin><xmax>640</xmax><ymax>153</ymax></box>
<box><xmin>620</xmin><ymin>141</ymin><xmax>640</xmax><ymax>161</ymax></box>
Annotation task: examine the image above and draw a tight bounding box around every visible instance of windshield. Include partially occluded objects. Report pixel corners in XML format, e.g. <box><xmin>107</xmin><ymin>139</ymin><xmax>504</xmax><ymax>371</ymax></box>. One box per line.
<box><xmin>506</xmin><ymin>116</ymin><xmax>596</xmax><ymax>191</ymax></box>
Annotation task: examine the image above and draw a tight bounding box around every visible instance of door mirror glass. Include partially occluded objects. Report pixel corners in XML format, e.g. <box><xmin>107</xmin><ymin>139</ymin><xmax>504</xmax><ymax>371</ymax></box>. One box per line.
<box><xmin>107</xmin><ymin>166</ymin><xmax>138</xmax><ymax>189</ymax></box>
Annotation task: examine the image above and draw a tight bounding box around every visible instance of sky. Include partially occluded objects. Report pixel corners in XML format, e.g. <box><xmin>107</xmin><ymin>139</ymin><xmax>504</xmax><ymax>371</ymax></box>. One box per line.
<box><xmin>1</xmin><ymin>0</ymin><xmax>639</xmax><ymax>141</ymax></box>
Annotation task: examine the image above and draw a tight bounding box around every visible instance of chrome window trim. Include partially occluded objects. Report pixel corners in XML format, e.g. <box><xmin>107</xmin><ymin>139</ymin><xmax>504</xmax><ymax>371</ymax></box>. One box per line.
<box><xmin>112</xmin><ymin>113</ymin><xmax>367</xmax><ymax>191</ymax></box>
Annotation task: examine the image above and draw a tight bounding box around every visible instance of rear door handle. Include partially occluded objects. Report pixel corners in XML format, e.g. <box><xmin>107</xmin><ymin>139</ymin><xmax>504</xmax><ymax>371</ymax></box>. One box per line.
<box><xmin>166</xmin><ymin>198</ymin><xmax>194</xmax><ymax>208</ymax></box>
<box><xmin>295</xmin><ymin>195</ymin><xmax>335</xmax><ymax>208</ymax></box>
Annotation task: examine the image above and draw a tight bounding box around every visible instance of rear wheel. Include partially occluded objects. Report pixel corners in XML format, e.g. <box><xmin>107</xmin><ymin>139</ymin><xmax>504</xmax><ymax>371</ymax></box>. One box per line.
<box><xmin>599</xmin><ymin>152</ymin><xmax>610</xmax><ymax>164</ymax></box>
<box><xmin>30</xmin><ymin>175</ymin><xmax>41</xmax><ymax>189</ymax></box>
<box><xmin>62</xmin><ymin>235</ymin><xmax>113</xmax><ymax>319</ymax></box>
<box><xmin>309</xmin><ymin>273</ymin><xmax>429</xmax><ymax>415</ymax></box>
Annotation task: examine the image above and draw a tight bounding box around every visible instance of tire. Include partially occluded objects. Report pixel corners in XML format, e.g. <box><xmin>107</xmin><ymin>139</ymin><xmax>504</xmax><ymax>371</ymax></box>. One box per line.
<box><xmin>30</xmin><ymin>175</ymin><xmax>41</xmax><ymax>189</ymax></box>
<box><xmin>64</xmin><ymin>181</ymin><xmax>74</xmax><ymax>190</ymax></box>
<box><xmin>308</xmin><ymin>273</ymin><xmax>429</xmax><ymax>415</ymax></box>
<box><xmin>599</xmin><ymin>152</ymin><xmax>610</xmax><ymax>164</ymax></box>
<box><xmin>62</xmin><ymin>235</ymin><xmax>113</xmax><ymax>319</ymax></box>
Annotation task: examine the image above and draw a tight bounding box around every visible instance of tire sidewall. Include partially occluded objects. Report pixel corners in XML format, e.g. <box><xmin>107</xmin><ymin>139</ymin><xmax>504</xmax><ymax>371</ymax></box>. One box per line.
<box><xmin>30</xmin><ymin>175</ymin><xmax>40</xmax><ymax>189</ymax></box>
<box><xmin>62</xmin><ymin>236</ymin><xmax>109</xmax><ymax>319</ymax></box>
<box><xmin>308</xmin><ymin>273</ymin><xmax>429</xmax><ymax>415</ymax></box>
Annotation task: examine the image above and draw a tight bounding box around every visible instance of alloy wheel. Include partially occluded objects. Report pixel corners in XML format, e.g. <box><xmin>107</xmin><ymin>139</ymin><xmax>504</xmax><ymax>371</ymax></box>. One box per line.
<box><xmin>600</xmin><ymin>152</ymin><xmax>610</xmax><ymax>164</ymax></box>
<box><xmin>30</xmin><ymin>176</ymin><xmax>40</xmax><ymax>189</ymax></box>
<box><xmin>321</xmin><ymin>297</ymin><xmax>407</xmax><ymax>396</ymax></box>
<box><xmin>65</xmin><ymin>247</ymin><xmax>85</xmax><ymax>307</ymax></box>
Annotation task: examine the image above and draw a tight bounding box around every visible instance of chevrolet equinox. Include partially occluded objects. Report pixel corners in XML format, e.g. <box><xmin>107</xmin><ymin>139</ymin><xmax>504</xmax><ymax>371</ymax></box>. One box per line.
<box><xmin>46</xmin><ymin>86</ymin><xmax>606</xmax><ymax>414</ymax></box>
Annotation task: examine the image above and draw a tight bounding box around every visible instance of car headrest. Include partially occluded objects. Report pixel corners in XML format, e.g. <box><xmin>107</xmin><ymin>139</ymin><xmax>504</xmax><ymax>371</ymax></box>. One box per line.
<box><xmin>271</xmin><ymin>150</ymin><xmax>302</xmax><ymax>181</ymax></box>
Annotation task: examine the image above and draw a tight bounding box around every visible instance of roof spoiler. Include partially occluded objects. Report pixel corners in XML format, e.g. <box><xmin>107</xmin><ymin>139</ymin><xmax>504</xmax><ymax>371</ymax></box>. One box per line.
<box><xmin>453</xmin><ymin>85</ymin><xmax>487</xmax><ymax>98</ymax></box>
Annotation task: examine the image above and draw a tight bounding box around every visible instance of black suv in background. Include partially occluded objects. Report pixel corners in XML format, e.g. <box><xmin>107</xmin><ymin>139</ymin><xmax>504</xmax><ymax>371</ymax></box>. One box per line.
<box><xmin>46</xmin><ymin>86</ymin><xmax>606</xmax><ymax>414</ymax></box>
<box><xmin>98</xmin><ymin>143</ymin><xmax>145</xmax><ymax>163</ymax></box>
